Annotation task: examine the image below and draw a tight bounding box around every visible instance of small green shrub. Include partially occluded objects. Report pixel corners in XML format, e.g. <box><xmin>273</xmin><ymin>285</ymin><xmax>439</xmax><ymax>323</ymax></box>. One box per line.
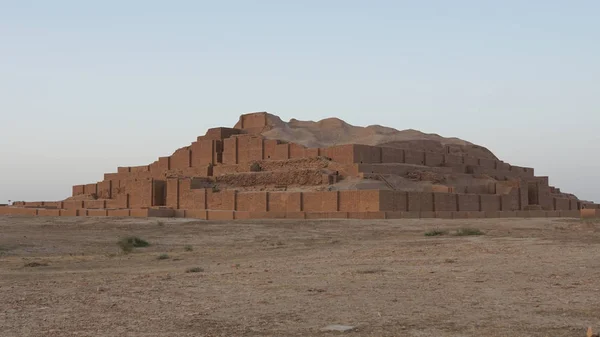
<box><xmin>454</xmin><ymin>228</ymin><xmax>484</xmax><ymax>236</ymax></box>
<box><xmin>250</xmin><ymin>162</ymin><xmax>262</xmax><ymax>172</ymax></box>
<box><xmin>424</xmin><ymin>229</ymin><xmax>447</xmax><ymax>237</ymax></box>
<box><xmin>118</xmin><ymin>236</ymin><xmax>150</xmax><ymax>253</ymax></box>
<box><xmin>157</xmin><ymin>254</ymin><xmax>170</xmax><ymax>260</ymax></box>
<box><xmin>186</xmin><ymin>267</ymin><xmax>204</xmax><ymax>273</ymax></box>
<box><xmin>184</xmin><ymin>245</ymin><xmax>193</xmax><ymax>252</ymax></box>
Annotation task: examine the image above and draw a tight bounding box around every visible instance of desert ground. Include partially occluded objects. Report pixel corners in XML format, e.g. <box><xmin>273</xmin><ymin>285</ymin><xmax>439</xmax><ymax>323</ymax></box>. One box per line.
<box><xmin>1</xmin><ymin>216</ymin><xmax>599</xmax><ymax>337</ymax></box>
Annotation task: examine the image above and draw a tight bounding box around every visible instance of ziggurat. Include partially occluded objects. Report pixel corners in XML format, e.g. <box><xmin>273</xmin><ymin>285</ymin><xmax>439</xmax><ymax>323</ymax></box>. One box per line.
<box><xmin>3</xmin><ymin>112</ymin><xmax>598</xmax><ymax>219</ymax></box>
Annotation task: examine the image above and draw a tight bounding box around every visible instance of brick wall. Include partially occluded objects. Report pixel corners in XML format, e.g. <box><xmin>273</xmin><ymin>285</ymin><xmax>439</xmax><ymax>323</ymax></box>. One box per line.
<box><xmin>496</xmin><ymin>181</ymin><xmax>517</xmax><ymax>195</ymax></box>
<box><xmin>207</xmin><ymin>190</ymin><xmax>236</xmax><ymax>210</ymax></box>
<box><xmin>38</xmin><ymin>209</ymin><xmax>60</xmax><ymax>217</ymax></box>
<box><xmin>191</xmin><ymin>139</ymin><xmax>218</xmax><ymax>167</ymax></box>
<box><xmin>358</xmin><ymin>190</ymin><xmax>381</xmax><ymax>211</ymax></box>
<box><xmin>178</xmin><ymin>181</ymin><xmax>207</xmax><ymax>210</ymax></box>
<box><xmin>353</xmin><ymin>145</ymin><xmax>382</xmax><ymax>164</ymax></box>
<box><xmin>501</xmin><ymin>190</ymin><xmax>520</xmax><ymax>211</ymax></box>
<box><xmin>170</xmin><ymin>147</ymin><xmax>191</xmax><ymax>170</ymax></box>
<box><xmin>339</xmin><ymin>190</ymin><xmax>382</xmax><ymax>212</ymax></box>
<box><xmin>554</xmin><ymin>198</ymin><xmax>570</xmax><ymax>211</ymax></box>
<box><xmin>110</xmin><ymin>180</ymin><xmax>122</xmax><ymax>199</ymax></box>
<box><xmin>519</xmin><ymin>187</ymin><xmax>528</xmax><ymax>210</ymax></box>
<box><xmin>223</xmin><ymin>137</ymin><xmax>237</xmax><ymax>164</ymax></box>
<box><xmin>510</xmin><ymin>166</ymin><xmax>535</xmax><ymax>177</ymax></box>
<box><xmin>130</xmin><ymin>165</ymin><xmax>149</xmax><ymax>173</ymax></box>
<box><xmin>128</xmin><ymin>178</ymin><xmax>153</xmax><ymax>209</ymax></box>
<box><xmin>378</xmin><ymin>190</ymin><xmax>399</xmax><ymax>211</ymax></box>
<box><xmin>84</xmin><ymin>200</ymin><xmax>106</xmax><ymax>209</ymax></box>
<box><xmin>433</xmin><ymin>193</ymin><xmax>457</xmax><ymax>211</ymax></box>
<box><xmin>42</xmin><ymin>201</ymin><xmax>63</xmax><ymax>209</ymax></box>
<box><xmin>274</xmin><ymin>144</ymin><xmax>291</xmax><ymax>160</ymax></box>
<box><xmin>326</xmin><ymin>145</ymin><xmax>355</xmax><ymax>164</ymax></box>
<box><xmin>496</xmin><ymin>161</ymin><xmax>510</xmax><ymax>171</ymax></box>
<box><xmin>267</xmin><ymin>192</ymin><xmax>302</xmax><ymax>212</ymax></box>
<box><xmin>72</xmin><ymin>185</ymin><xmax>85</xmax><ymax>196</ymax></box>
<box><xmin>84</xmin><ymin>183</ymin><xmax>97</xmax><ymax>195</ymax></box>
<box><xmin>462</xmin><ymin>156</ymin><xmax>478</xmax><ymax>166</ymax></box>
<box><xmin>381</xmin><ymin>147</ymin><xmax>404</xmax><ymax>164</ymax></box>
<box><xmin>392</xmin><ymin>191</ymin><xmax>408</xmax><ymax>211</ymax></box>
<box><xmin>537</xmin><ymin>179</ymin><xmax>553</xmax><ymax>210</ymax></box>
<box><xmin>404</xmin><ymin>150</ymin><xmax>425</xmax><ymax>165</ymax></box>
<box><xmin>166</xmin><ymin>178</ymin><xmax>179</xmax><ymax>209</ymax></box>
<box><xmin>306</xmin><ymin>148</ymin><xmax>320</xmax><ymax>157</ymax></box>
<box><xmin>570</xmin><ymin>199</ymin><xmax>579</xmax><ymax>210</ymax></box>
<box><xmin>103</xmin><ymin>173</ymin><xmax>119</xmax><ymax>180</ymax></box>
<box><xmin>302</xmin><ymin>192</ymin><xmax>324</xmax><ymax>212</ymax></box>
<box><xmin>64</xmin><ymin>200</ymin><xmax>84</xmax><ymax>210</ymax></box>
<box><xmin>24</xmin><ymin>201</ymin><xmax>44</xmax><ymax>207</ymax></box>
<box><xmin>480</xmin><ymin>195</ymin><xmax>501</xmax><ymax>212</ymax></box>
<box><xmin>425</xmin><ymin>152</ymin><xmax>444</xmax><ymax>167</ymax></box>
<box><xmin>407</xmin><ymin>192</ymin><xmax>434</xmax><ymax>212</ymax></box>
<box><xmin>236</xmin><ymin>112</ymin><xmax>268</xmax><ymax>129</ymax></box>
<box><xmin>321</xmin><ymin>191</ymin><xmax>340</xmax><ymax>212</ymax></box>
<box><xmin>289</xmin><ymin>143</ymin><xmax>307</xmax><ymax>159</ymax></box>
<box><xmin>237</xmin><ymin>192</ymin><xmax>268</xmax><ymax>212</ymax></box>
<box><xmin>204</xmin><ymin>127</ymin><xmax>241</xmax><ymax>140</ymax></box>
<box><xmin>263</xmin><ymin>139</ymin><xmax>279</xmax><ymax>160</ymax></box>
<box><xmin>443</xmin><ymin>154</ymin><xmax>463</xmax><ymax>166</ymax></box>
<box><xmin>237</xmin><ymin>135</ymin><xmax>264</xmax><ymax>163</ymax></box>
<box><xmin>479</xmin><ymin>158</ymin><xmax>496</xmax><ymax>170</ymax></box>
<box><xmin>97</xmin><ymin>180</ymin><xmax>112</xmax><ymax>199</ymax></box>
<box><xmin>339</xmin><ymin>191</ymin><xmax>360</xmax><ymax>212</ymax></box>
<box><xmin>263</xmin><ymin>141</ymin><xmax>292</xmax><ymax>161</ymax></box>
<box><xmin>148</xmin><ymin>159</ymin><xmax>166</xmax><ymax>178</ymax></box>
<box><xmin>106</xmin><ymin>194</ymin><xmax>129</xmax><ymax>209</ymax></box>
<box><xmin>457</xmin><ymin>194</ymin><xmax>479</xmax><ymax>211</ymax></box>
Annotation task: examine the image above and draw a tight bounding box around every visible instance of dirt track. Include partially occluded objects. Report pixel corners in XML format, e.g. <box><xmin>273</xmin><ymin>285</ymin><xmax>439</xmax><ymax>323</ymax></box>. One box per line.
<box><xmin>1</xmin><ymin>216</ymin><xmax>599</xmax><ymax>337</ymax></box>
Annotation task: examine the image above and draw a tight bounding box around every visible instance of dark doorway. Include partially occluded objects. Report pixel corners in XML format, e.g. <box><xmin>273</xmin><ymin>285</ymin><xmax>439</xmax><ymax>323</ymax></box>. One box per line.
<box><xmin>152</xmin><ymin>180</ymin><xmax>166</xmax><ymax>206</ymax></box>
<box><xmin>528</xmin><ymin>182</ymin><xmax>539</xmax><ymax>205</ymax></box>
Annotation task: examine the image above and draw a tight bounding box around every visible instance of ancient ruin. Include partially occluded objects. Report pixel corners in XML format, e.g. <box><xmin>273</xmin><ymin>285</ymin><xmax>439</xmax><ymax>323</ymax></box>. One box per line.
<box><xmin>2</xmin><ymin>112</ymin><xmax>598</xmax><ymax>219</ymax></box>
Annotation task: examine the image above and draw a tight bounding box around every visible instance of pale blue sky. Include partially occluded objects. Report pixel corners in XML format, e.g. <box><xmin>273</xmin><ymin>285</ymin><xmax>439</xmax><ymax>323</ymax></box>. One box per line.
<box><xmin>1</xmin><ymin>0</ymin><xmax>599</xmax><ymax>203</ymax></box>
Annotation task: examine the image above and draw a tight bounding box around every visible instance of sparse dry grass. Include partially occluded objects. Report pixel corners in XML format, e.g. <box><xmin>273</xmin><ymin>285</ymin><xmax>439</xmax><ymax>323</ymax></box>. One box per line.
<box><xmin>356</xmin><ymin>268</ymin><xmax>387</xmax><ymax>274</ymax></box>
<box><xmin>453</xmin><ymin>228</ymin><xmax>484</xmax><ymax>236</ymax></box>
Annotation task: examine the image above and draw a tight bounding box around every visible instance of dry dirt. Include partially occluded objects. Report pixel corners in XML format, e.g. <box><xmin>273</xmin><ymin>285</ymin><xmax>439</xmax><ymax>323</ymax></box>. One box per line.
<box><xmin>1</xmin><ymin>216</ymin><xmax>600</xmax><ymax>337</ymax></box>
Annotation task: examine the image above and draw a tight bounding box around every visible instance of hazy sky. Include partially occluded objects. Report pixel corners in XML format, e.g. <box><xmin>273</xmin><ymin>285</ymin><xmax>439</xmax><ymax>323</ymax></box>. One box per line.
<box><xmin>1</xmin><ymin>0</ymin><xmax>599</xmax><ymax>203</ymax></box>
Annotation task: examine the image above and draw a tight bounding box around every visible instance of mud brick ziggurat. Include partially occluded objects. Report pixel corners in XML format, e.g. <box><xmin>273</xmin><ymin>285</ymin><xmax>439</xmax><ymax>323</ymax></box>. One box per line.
<box><xmin>2</xmin><ymin>112</ymin><xmax>599</xmax><ymax>219</ymax></box>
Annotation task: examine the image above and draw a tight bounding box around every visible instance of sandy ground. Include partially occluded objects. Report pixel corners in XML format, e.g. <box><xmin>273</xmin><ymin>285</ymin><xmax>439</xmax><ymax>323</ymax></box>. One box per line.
<box><xmin>1</xmin><ymin>216</ymin><xmax>600</xmax><ymax>337</ymax></box>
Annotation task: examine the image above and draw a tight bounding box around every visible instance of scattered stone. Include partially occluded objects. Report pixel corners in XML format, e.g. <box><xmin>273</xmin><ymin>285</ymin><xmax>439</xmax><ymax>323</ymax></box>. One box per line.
<box><xmin>321</xmin><ymin>325</ymin><xmax>355</xmax><ymax>332</ymax></box>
